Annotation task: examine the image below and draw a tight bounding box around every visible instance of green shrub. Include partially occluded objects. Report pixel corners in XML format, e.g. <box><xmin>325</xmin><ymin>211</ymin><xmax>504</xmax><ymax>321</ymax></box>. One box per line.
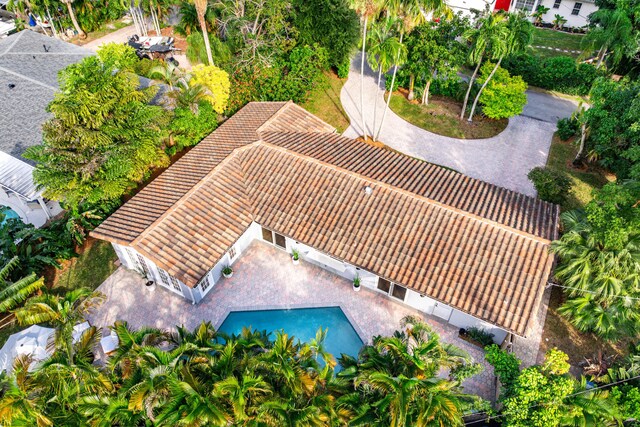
<box><xmin>466</xmin><ymin>326</ymin><xmax>495</xmax><ymax>347</ymax></box>
<box><xmin>556</xmin><ymin>117</ymin><xmax>579</xmax><ymax>140</ymax></box>
<box><xmin>336</xmin><ymin>60</ymin><xmax>350</xmax><ymax>79</ymax></box>
<box><xmin>168</xmin><ymin>101</ymin><xmax>218</xmax><ymax>155</ymax></box>
<box><xmin>485</xmin><ymin>344</ymin><xmax>521</xmax><ymax>392</ymax></box>
<box><xmin>503</xmin><ymin>53</ymin><xmax>603</xmax><ymax>96</ymax></box>
<box><xmin>186</xmin><ymin>33</ymin><xmax>232</xmax><ymax>68</ymax></box>
<box><xmin>431</xmin><ymin>77</ymin><xmax>464</xmax><ymax>100</ymax></box>
<box><xmin>478</xmin><ymin>62</ymin><xmax>528</xmax><ymax>120</ymax></box>
<box><xmin>527</xmin><ymin>166</ymin><xmax>572</xmax><ymax>204</ymax></box>
<box><xmin>97</xmin><ymin>43</ymin><xmax>138</xmax><ymax>71</ymax></box>
<box><xmin>133</xmin><ymin>58</ymin><xmax>164</xmax><ymax>79</ymax></box>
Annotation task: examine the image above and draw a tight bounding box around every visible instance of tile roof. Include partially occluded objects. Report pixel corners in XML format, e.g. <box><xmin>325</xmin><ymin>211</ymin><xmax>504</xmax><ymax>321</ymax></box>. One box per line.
<box><xmin>93</xmin><ymin>102</ymin><xmax>558</xmax><ymax>336</ymax></box>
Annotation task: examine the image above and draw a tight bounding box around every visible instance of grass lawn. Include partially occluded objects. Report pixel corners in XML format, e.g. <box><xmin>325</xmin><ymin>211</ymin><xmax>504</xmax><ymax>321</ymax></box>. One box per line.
<box><xmin>302</xmin><ymin>71</ymin><xmax>350</xmax><ymax>133</ymax></box>
<box><xmin>546</xmin><ymin>133</ymin><xmax>614</xmax><ymax>211</ymax></box>
<box><xmin>388</xmin><ymin>90</ymin><xmax>508</xmax><ymax>139</ymax></box>
<box><xmin>530</xmin><ymin>27</ymin><xmax>586</xmax><ymax>59</ymax></box>
<box><xmin>48</xmin><ymin>238</ymin><xmax>118</xmax><ymax>293</ymax></box>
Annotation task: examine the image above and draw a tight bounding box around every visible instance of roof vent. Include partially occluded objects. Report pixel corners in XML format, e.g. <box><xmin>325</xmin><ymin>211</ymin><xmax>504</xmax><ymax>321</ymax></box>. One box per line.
<box><xmin>363</xmin><ymin>185</ymin><xmax>373</xmax><ymax>195</ymax></box>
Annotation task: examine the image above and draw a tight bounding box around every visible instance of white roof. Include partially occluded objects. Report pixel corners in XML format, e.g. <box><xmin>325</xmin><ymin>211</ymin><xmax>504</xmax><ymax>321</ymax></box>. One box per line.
<box><xmin>0</xmin><ymin>325</ymin><xmax>55</xmax><ymax>373</ymax></box>
<box><xmin>0</xmin><ymin>151</ymin><xmax>41</xmax><ymax>200</ymax></box>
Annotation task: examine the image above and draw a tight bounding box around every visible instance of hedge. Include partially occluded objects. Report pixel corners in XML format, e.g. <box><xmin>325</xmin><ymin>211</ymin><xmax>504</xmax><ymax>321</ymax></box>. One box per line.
<box><xmin>502</xmin><ymin>53</ymin><xmax>605</xmax><ymax>96</ymax></box>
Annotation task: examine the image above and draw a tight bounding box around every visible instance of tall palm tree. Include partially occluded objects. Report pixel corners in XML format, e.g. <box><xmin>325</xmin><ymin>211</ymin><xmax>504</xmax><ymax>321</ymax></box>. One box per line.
<box><xmin>0</xmin><ymin>356</ymin><xmax>52</xmax><ymax>426</ymax></box>
<box><xmin>467</xmin><ymin>12</ymin><xmax>532</xmax><ymax>122</ymax></box>
<box><xmin>14</xmin><ymin>288</ymin><xmax>104</xmax><ymax>363</ymax></box>
<box><xmin>585</xmin><ymin>1</ymin><xmax>639</xmax><ymax>68</ymax></box>
<box><xmin>0</xmin><ymin>257</ymin><xmax>45</xmax><ymax>313</ymax></box>
<box><xmin>375</xmin><ymin>0</ymin><xmax>450</xmax><ymax>141</ymax></box>
<box><xmin>459</xmin><ymin>10</ymin><xmax>508</xmax><ymax>120</ymax></box>
<box><xmin>349</xmin><ymin>0</ymin><xmax>384</xmax><ymax>141</ymax></box>
<box><xmin>60</xmin><ymin>0</ymin><xmax>85</xmax><ymax>39</ymax></box>
<box><xmin>193</xmin><ymin>0</ymin><xmax>214</xmax><ymax>65</ymax></box>
<box><xmin>559</xmin><ymin>377</ymin><xmax>623</xmax><ymax>426</ymax></box>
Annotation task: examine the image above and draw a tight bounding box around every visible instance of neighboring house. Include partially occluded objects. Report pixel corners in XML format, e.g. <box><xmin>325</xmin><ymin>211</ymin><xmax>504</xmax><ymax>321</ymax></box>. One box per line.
<box><xmin>511</xmin><ymin>0</ymin><xmax>596</xmax><ymax>27</ymax></box>
<box><xmin>446</xmin><ymin>0</ymin><xmax>596</xmax><ymax>28</ymax></box>
<box><xmin>93</xmin><ymin>101</ymin><xmax>559</xmax><ymax>344</ymax></box>
<box><xmin>0</xmin><ymin>30</ymin><xmax>90</xmax><ymax>226</ymax></box>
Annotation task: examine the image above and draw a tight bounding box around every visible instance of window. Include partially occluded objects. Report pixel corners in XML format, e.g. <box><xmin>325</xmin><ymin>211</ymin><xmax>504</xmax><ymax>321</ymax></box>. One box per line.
<box><xmin>571</xmin><ymin>2</ymin><xmax>581</xmax><ymax>14</ymax></box>
<box><xmin>391</xmin><ymin>284</ymin><xmax>407</xmax><ymax>301</ymax></box>
<box><xmin>169</xmin><ymin>276</ymin><xmax>182</xmax><ymax>292</ymax></box>
<box><xmin>157</xmin><ymin>268</ymin><xmax>171</xmax><ymax>287</ymax></box>
<box><xmin>274</xmin><ymin>233</ymin><xmax>286</xmax><ymax>249</ymax></box>
<box><xmin>136</xmin><ymin>254</ymin><xmax>150</xmax><ymax>277</ymax></box>
<box><xmin>377</xmin><ymin>278</ymin><xmax>391</xmax><ymax>293</ymax></box>
<box><xmin>553</xmin><ymin>0</ymin><xmax>561</xmax><ymax>8</ymax></box>
<box><xmin>261</xmin><ymin>227</ymin><xmax>273</xmax><ymax>243</ymax></box>
<box><xmin>513</xmin><ymin>0</ymin><xmax>536</xmax><ymax>12</ymax></box>
<box><xmin>200</xmin><ymin>276</ymin><xmax>211</xmax><ymax>291</ymax></box>
<box><xmin>228</xmin><ymin>245</ymin><xmax>237</xmax><ymax>261</ymax></box>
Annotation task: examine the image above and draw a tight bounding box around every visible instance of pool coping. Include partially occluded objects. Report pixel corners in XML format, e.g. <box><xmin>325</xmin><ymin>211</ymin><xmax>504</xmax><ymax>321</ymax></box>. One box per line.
<box><xmin>214</xmin><ymin>303</ymin><xmax>368</xmax><ymax>344</ymax></box>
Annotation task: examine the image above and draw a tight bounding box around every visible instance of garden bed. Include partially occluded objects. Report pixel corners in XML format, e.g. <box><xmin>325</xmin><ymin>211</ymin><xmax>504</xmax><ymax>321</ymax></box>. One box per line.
<box><xmin>387</xmin><ymin>89</ymin><xmax>508</xmax><ymax>139</ymax></box>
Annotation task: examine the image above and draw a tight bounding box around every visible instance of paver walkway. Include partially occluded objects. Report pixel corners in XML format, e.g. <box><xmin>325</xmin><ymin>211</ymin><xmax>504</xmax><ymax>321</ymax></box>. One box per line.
<box><xmin>88</xmin><ymin>240</ymin><xmax>497</xmax><ymax>400</ymax></box>
<box><xmin>340</xmin><ymin>54</ymin><xmax>559</xmax><ymax>197</ymax></box>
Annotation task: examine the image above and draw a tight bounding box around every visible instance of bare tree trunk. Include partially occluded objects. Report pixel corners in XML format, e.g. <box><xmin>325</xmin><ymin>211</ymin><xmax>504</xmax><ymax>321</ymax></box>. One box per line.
<box><xmin>408</xmin><ymin>74</ymin><xmax>415</xmax><ymax>100</ymax></box>
<box><xmin>47</xmin><ymin>7</ymin><xmax>59</xmax><ymax>38</ymax></box>
<box><xmin>375</xmin><ymin>31</ymin><xmax>403</xmax><ymax>142</ymax></box>
<box><xmin>468</xmin><ymin>57</ymin><xmax>502</xmax><ymax>122</ymax></box>
<box><xmin>460</xmin><ymin>53</ymin><xmax>482</xmax><ymax>119</ymax></box>
<box><xmin>373</xmin><ymin>65</ymin><xmax>382</xmax><ymax>136</ymax></box>
<box><xmin>360</xmin><ymin>16</ymin><xmax>369</xmax><ymax>141</ymax></box>
<box><xmin>65</xmin><ymin>1</ymin><xmax>85</xmax><ymax>39</ymax></box>
<box><xmin>596</xmin><ymin>46</ymin><xmax>607</xmax><ymax>68</ymax></box>
<box><xmin>422</xmin><ymin>79</ymin><xmax>431</xmax><ymax>105</ymax></box>
<box><xmin>573</xmin><ymin>122</ymin><xmax>587</xmax><ymax>166</ymax></box>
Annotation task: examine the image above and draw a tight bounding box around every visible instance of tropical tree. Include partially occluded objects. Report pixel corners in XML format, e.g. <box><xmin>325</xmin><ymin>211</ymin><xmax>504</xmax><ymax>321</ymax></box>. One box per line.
<box><xmin>349</xmin><ymin>0</ymin><xmax>384</xmax><ymax>141</ymax></box>
<box><xmin>26</xmin><ymin>56</ymin><xmax>168</xmax><ymax>211</ymax></box>
<box><xmin>572</xmin><ymin>102</ymin><xmax>589</xmax><ymax>166</ymax></box>
<box><xmin>531</xmin><ymin>4</ymin><xmax>550</xmax><ymax>25</ymax></box>
<box><xmin>552</xmin><ymin>13</ymin><xmax>567</xmax><ymax>30</ymax></box>
<box><xmin>193</xmin><ymin>0</ymin><xmax>214</xmax><ymax>65</ymax></box>
<box><xmin>0</xmin><ymin>356</ymin><xmax>52</xmax><ymax>426</ymax></box>
<box><xmin>585</xmin><ymin>0</ymin><xmax>640</xmax><ymax>68</ymax></box>
<box><xmin>14</xmin><ymin>288</ymin><xmax>105</xmax><ymax>362</ymax></box>
<box><xmin>467</xmin><ymin>11</ymin><xmax>532</xmax><ymax>122</ymax></box>
<box><xmin>375</xmin><ymin>0</ymin><xmax>450</xmax><ymax>141</ymax></box>
<box><xmin>0</xmin><ymin>257</ymin><xmax>45</xmax><ymax>313</ymax></box>
<box><xmin>551</xmin><ymin>181</ymin><xmax>640</xmax><ymax>341</ymax></box>
<box><xmin>367</xmin><ymin>19</ymin><xmax>403</xmax><ymax>135</ymax></box>
<box><xmin>460</xmin><ymin>10</ymin><xmax>509</xmax><ymax>119</ymax></box>
<box><xmin>61</xmin><ymin>0</ymin><xmax>86</xmax><ymax>38</ymax></box>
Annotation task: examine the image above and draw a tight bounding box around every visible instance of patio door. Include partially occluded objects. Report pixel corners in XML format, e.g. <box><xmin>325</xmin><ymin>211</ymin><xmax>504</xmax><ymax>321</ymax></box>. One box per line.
<box><xmin>156</xmin><ymin>268</ymin><xmax>184</xmax><ymax>296</ymax></box>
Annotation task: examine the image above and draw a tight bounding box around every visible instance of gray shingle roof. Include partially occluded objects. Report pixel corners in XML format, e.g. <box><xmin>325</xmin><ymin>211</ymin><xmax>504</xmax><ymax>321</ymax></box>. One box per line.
<box><xmin>0</xmin><ymin>30</ymin><xmax>91</xmax><ymax>164</ymax></box>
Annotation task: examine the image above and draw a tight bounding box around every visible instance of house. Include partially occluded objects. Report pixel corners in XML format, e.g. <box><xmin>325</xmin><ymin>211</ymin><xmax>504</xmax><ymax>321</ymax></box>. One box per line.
<box><xmin>92</xmin><ymin>101</ymin><xmax>559</xmax><ymax>343</ymax></box>
<box><xmin>447</xmin><ymin>0</ymin><xmax>596</xmax><ymax>28</ymax></box>
<box><xmin>0</xmin><ymin>30</ymin><xmax>90</xmax><ymax>226</ymax></box>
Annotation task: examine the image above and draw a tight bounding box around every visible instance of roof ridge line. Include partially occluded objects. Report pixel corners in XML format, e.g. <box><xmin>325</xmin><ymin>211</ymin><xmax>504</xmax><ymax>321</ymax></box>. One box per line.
<box><xmin>0</xmin><ymin>65</ymin><xmax>57</xmax><ymax>91</ymax></box>
<box><xmin>0</xmin><ymin>29</ymin><xmax>25</xmax><ymax>57</ymax></box>
<box><xmin>255</xmin><ymin>101</ymin><xmax>294</xmax><ymax>133</ymax></box>
<box><xmin>257</xmin><ymin>140</ymin><xmax>552</xmax><ymax>245</ymax></box>
<box><xmin>130</xmin><ymin>142</ymin><xmax>259</xmax><ymax>246</ymax></box>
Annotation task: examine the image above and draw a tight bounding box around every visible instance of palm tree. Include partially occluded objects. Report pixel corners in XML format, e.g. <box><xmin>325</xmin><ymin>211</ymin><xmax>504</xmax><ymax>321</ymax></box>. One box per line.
<box><xmin>14</xmin><ymin>288</ymin><xmax>104</xmax><ymax>362</ymax></box>
<box><xmin>531</xmin><ymin>5</ymin><xmax>550</xmax><ymax>26</ymax></box>
<box><xmin>349</xmin><ymin>0</ymin><xmax>384</xmax><ymax>142</ymax></box>
<box><xmin>193</xmin><ymin>0</ymin><xmax>214</xmax><ymax>65</ymax></box>
<box><xmin>0</xmin><ymin>257</ymin><xmax>45</xmax><ymax>313</ymax></box>
<box><xmin>585</xmin><ymin>2</ymin><xmax>639</xmax><ymax>68</ymax></box>
<box><xmin>552</xmin><ymin>13</ymin><xmax>567</xmax><ymax>30</ymax></box>
<box><xmin>460</xmin><ymin>10</ymin><xmax>508</xmax><ymax>120</ymax></box>
<box><xmin>60</xmin><ymin>0</ymin><xmax>85</xmax><ymax>39</ymax></box>
<box><xmin>572</xmin><ymin>102</ymin><xmax>589</xmax><ymax>166</ymax></box>
<box><xmin>559</xmin><ymin>377</ymin><xmax>623</xmax><ymax>426</ymax></box>
<box><xmin>374</xmin><ymin>0</ymin><xmax>449</xmax><ymax>141</ymax></box>
<box><xmin>467</xmin><ymin>12</ymin><xmax>532</xmax><ymax>122</ymax></box>
<box><xmin>366</xmin><ymin>19</ymin><xmax>402</xmax><ymax>137</ymax></box>
<box><xmin>0</xmin><ymin>356</ymin><xmax>52</xmax><ymax>426</ymax></box>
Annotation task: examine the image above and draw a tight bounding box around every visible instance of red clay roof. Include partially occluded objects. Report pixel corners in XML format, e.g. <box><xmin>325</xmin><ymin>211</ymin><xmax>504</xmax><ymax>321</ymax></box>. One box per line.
<box><xmin>92</xmin><ymin>102</ymin><xmax>558</xmax><ymax>336</ymax></box>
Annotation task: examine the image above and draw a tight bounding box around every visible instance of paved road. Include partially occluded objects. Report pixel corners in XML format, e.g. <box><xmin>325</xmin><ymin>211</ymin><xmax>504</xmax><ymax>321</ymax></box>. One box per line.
<box><xmin>521</xmin><ymin>90</ymin><xmax>579</xmax><ymax>123</ymax></box>
<box><xmin>341</xmin><ymin>54</ymin><xmax>566</xmax><ymax>196</ymax></box>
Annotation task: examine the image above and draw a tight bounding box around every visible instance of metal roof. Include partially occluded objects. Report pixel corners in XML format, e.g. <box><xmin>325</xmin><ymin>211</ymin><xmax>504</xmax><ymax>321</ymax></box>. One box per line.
<box><xmin>0</xmin><ymin>151</ymin><xmax>40</xmax><ymax>200</ymax></box>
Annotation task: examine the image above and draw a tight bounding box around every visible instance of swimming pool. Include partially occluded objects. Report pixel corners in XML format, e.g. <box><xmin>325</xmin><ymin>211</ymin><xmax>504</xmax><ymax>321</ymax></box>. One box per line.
<box><xmin>0</xmin><ymin>208</ymin><xmax>20</xmax><ymax>225</ymax></box>
<box><xmin>218</xmin><ymin>307</ymin><xmax>364</xmax><ymax>362</ymax></box>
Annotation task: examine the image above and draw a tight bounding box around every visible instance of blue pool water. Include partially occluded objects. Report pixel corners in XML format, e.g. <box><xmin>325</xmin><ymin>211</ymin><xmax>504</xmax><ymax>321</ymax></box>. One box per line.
<box><xmin>218</xmin><ymin>307</ymin><xmax>364</xmax><ymax>362</ymax></box>
<box><xmin>0</xmin><ymin>208</ymin><xmax>20</xmax><ymax>225</ymax></box>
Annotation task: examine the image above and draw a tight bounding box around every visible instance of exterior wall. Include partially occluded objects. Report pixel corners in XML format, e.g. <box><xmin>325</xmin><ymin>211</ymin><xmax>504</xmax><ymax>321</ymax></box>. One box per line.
<box><xmin>446</xmin><ymin>0</ymin><xmax>498</xmax><ymax>17</ymax></box>
<box><xmin>110</xmin><ymin>222</ymin><xmax>511</xmax><ymax>343</ymax></box>
<box><xmin>539</xmin><ymin>0</ymin><xmax>597</xmax><ymax>28</ymax></box>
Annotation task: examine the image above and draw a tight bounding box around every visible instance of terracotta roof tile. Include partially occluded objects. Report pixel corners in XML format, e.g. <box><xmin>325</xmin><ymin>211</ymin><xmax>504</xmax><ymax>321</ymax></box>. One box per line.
<box><xmin>92</xmin><ymin>102</ymin><xmax>558</xmax><ymax>336</ymax></box>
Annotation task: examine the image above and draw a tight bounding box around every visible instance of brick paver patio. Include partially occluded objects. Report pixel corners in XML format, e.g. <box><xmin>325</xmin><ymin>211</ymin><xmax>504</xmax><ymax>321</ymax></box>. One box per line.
<box><xmin>88</xmin><ymin>240</ymin><xmax>497</xmax><ymax>400</ymax></box>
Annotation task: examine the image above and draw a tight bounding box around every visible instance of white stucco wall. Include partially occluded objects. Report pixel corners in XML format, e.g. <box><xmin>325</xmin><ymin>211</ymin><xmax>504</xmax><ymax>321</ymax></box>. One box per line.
<box><xmin>0</xmin><ymin>187</ymin><xmax>61</xmax><ymax>228</ymax></box>
<box><xmin>539</xmin><ymin>0</ymin><xmax>597</xmax><ymax>28</ymax></box>
<box><xmin>110</xmin><ymin>222</ymin><xmax>512</xmax><ymax>343</ymax></box>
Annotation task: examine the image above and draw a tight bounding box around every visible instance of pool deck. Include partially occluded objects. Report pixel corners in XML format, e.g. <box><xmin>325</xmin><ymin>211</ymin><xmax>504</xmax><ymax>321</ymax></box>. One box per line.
<box><xmin>88</xmin><ymin>240</ymin><xmax>501</xmax><ymax>400</ymax></box>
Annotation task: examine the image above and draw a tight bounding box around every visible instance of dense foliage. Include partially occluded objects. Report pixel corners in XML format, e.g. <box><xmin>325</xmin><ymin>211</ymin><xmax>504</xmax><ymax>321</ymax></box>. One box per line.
<box><xmin>0</xmin><ymin>315</ymin><xmax>483</xmax><ymax>426</ymax></box>
<box><xmin>527</xmin><ymin>166</ymin><xmax>572</xmax><ymax>204</ymax></box>
<box><xmin>26</xmin><ymin>56</ymin><xmax>168</xmax><ymax>210</ymax></box>
<box><xmin>502</xmin><ymin>53</ymin><xmax>604</xmax><ymax>96</ymax></box>
<box><xmin>551</xmin><ymin>181</ymin><xmax>640</xmax><ymax>340</ymax></box>
<box><xmin>189</xmin><ymin>64</ymin><xmax>231</xmax><ymax>114</ymax></box>
<box><xmin>477</xmin><ymin>62</ymin><xmax>527</xmax><ymax>119</ymax></box>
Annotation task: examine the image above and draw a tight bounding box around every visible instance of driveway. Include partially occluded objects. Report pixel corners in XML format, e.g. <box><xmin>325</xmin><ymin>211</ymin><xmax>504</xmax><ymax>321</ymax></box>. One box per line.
<box><xmin>340</xmin><ymin>55</ymin><xmax>566</xmax><ymax>196</ymax></box>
